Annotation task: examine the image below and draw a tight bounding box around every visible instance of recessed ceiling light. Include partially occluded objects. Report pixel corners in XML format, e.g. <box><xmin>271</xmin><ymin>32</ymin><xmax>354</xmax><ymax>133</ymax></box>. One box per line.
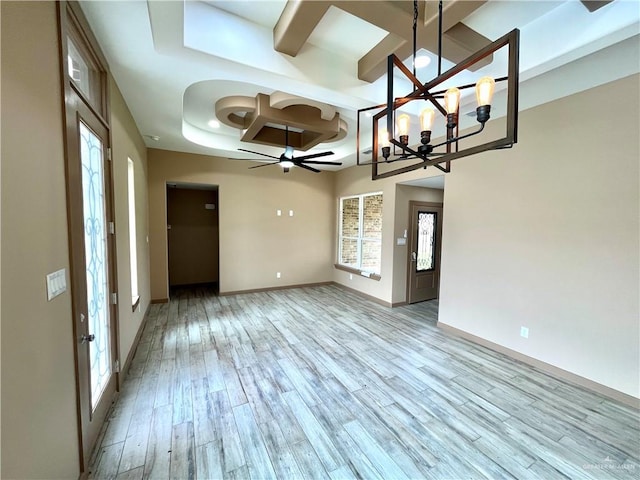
<box><xmin>414</xmin><ymin>55</ymin><xmax>431</xmax><ymax>69</ymax></box>
<box><xmin>208</xmin><ymin>119</ymin><xmax>220</xmax><ymax>128</ymax></box>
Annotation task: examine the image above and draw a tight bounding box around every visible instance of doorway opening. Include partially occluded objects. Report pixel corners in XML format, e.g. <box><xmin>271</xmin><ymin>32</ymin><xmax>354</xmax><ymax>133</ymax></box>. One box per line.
<box><xmin>167</xmin><ymin>183</ymin><xmax>220</xmax><ymax>295</ymax></box>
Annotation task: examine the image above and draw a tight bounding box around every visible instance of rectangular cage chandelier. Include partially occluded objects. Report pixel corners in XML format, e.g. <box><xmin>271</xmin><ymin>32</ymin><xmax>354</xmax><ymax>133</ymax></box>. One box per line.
<box><xmin>357</xmin><ymin>0</ymin><xmax>520</xmax><ymax>180</ymax></box>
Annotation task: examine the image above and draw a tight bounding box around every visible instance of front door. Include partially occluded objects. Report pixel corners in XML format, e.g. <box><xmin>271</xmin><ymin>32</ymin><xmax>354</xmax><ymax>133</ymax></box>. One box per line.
<box><xmin>407</xmin><ymin>202</ymin><xmax>443</xmax><ymax>304</ymax></box>
<box><xmin>68</xmin><ymin>95</ymin><xmax>119</xmax><ymax>466</ymax></box>
<box><xmin>60</xmin><ymin>1</ymin><xmax>119</xmax><ymax>470</ymax></box>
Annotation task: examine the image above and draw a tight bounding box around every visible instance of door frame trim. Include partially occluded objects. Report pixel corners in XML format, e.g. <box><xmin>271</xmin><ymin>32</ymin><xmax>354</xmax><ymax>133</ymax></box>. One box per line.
<box><xmin>57</xmin><ymin>1</ymin><xmax>119</xmax><ymax>472</ymax></box>
<box><xmin>406</xmin><ymin>201</ymin><xmax>444</xmax><ymax>304</ymax></box>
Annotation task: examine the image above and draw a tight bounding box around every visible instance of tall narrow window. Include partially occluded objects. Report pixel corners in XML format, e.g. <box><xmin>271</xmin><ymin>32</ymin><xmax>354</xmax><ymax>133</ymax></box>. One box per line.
<box><xmin>127</xmin><ymin>158</ymin><xmax>139</xmax><ymax>308</ymax></box>
<box><xmin>338</xmin><ymin>192</ymin><xmax>383</xmax><ymax>275</ymax></box>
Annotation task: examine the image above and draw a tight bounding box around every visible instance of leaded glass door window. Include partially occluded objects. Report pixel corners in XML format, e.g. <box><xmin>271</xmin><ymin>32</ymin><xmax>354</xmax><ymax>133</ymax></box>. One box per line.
<box><xmin>417</xmin><ymin>212</ymin><xmax>437</xmax><ymax>271</ymax></box>
<box><xmin>79</xmin><ymin>121</ymin><xmax>111</xmax><ymax>409</ymax></box>
<box><xmin>408</xmin><ymin>203</ymin><xmax>443</xmax><ymax>304</ymax></box>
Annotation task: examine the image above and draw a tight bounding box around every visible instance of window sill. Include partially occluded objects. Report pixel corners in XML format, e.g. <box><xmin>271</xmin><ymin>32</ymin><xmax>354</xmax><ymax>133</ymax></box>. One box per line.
<box><xmin>132</xmin><ymin>295</ymin><xmax>140</xmax><ymax>312</ymax></box>
<box><xmin>334</xmin><ymin>264</ymin><xmax>381</xmax><ymax>281</ymax></box>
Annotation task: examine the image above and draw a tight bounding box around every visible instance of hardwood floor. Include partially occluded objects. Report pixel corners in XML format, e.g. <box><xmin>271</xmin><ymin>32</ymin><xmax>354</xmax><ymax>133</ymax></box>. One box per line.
<box><xmin>89</xmin><ymin>285</ymin><xmax>639</xmax><ymax>479</ymax></box>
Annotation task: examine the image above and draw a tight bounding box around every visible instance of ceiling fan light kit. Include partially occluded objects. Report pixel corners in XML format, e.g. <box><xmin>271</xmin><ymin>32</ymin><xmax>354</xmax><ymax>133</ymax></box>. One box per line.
<box><xmin>357</xmin><ymin>0</ymin><xmax>520</xmax><ymax>180</ymax></box>
<box><xmin>237</xmin><ymin>125</ymin><xmax>342</xmax><ymax>174</ymax></box>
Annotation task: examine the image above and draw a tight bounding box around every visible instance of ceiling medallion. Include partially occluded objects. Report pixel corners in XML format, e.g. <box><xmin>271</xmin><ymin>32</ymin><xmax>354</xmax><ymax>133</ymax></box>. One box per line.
<box><xmin>215</xmin><ymin>92</ymin><xmax>347</xmax><ymax>151</ymax></box>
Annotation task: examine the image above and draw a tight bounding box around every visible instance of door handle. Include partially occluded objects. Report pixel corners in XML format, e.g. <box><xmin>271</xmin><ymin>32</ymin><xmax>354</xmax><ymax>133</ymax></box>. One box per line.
<box><xmin>411</xmin><ymin>251</ymin><xmax>417</xmax><ymax>261</ymax></box>
<box><xmin>81</xmin><ymin>334</ymin><xmax>95</xmax><ymax>344</ymax></box>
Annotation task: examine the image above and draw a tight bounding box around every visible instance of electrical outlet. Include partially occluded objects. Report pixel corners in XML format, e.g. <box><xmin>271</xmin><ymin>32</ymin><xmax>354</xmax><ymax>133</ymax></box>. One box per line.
<box><xmin>349</xmin><ymin>274</ymin><xmax>353</xmax><ymax>280</ymax></box>
<box><xmin>520</xmin><ymin>326</ymin><xmax>529</xmax><ymax>338</ymax></box>
<box><xmin>276</xmin><ymin>209</ymin><xmax>282</xmax><ymax>216</ymax></box>
<box><xmin>276</xmin><ymin>272</ymin><xmax>281</xmax><ymax>279</ymax></box>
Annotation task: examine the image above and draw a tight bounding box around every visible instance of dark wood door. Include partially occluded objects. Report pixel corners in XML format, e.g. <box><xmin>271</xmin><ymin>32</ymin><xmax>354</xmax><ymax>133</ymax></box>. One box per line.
<box><xmin>167</xmin><ymin>186</ymin><xmax>219</xmax><ymax>287</ymax></box>
<box><xmin>407</xmin><ymin>202</ymin><xmax>443</xmax><ymax>304</ymax></box>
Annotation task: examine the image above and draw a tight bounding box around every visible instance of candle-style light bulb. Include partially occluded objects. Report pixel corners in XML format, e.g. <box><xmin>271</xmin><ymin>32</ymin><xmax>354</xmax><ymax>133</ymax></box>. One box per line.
<box><xmin>418</xmin><ymin>107</ymin><xmax>434</xmax><ymax>155</ymax></box>
<box><xmin>397</xmin><ymin>113</ymin><xmax>410</xmax><ymax>148</ymax></box>
<box><xmin>379</xmin><ymin>127</ymin><xmax>390</xmax><ymax>159</ymax></box>
<box><xmin>419</xmin><ymin>108</ymin><xmax>435</xmax><ymax>132</ymax></box>
<box><xmin>397</xmin><ymin>114</ymin><xmax>410</xmax><ymax>137</ymax></box>
<box><xmin>475</xmin><ymin>76</ymin><xmax>495</xmax><ymax>124</ymax></box>
<box><xmin>444</xmin><ymin>88</ymin><xmax>460</xmax><ymax>115</ymax></box>
<box><xmin>379</xmin><ymin>127</ymin><xmax>390</xmax><ymax>148</ymax></box>
<box><xmin>444</xmin><ymin>87</ymin><xmax>460</xmax><ymax>131</ymax></box>
<box><xmin>475</xmin><ymin>76</ymin><xmax>495</xmax><ymax>106</ymax></box>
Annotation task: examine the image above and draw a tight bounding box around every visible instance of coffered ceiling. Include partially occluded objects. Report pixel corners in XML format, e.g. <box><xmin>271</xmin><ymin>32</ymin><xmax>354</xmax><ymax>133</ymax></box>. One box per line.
<box><xmin>80</xmin><ymin>0</ymin><xmax>639</xmax><ymax>170</ymax></box>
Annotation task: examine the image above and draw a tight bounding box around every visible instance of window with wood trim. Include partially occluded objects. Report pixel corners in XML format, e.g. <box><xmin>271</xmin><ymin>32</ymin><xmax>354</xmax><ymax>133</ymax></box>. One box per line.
<box><xmin>338</xmin><ymin>192</ymin><xmax>383</xmax><ymax>275</ymax></box>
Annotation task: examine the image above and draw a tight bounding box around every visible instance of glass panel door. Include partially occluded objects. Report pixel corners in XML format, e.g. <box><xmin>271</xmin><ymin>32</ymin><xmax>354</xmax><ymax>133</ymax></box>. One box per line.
<box><xmin>417</xmin><ymin>212</ymin><xmax>436</xmax><ymax>271</ymax></box>
<box><xmin>79</xmin><ymin>121</ymin><xmax>111</xmax><ymax>409</ymax></box>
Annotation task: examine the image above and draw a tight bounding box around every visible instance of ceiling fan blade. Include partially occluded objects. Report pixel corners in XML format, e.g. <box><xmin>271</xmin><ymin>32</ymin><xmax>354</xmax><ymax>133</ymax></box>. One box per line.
<box><xmin>228</xmin><ymin>157</ymin><xmax>277</xmax><ymax>163</ymax></box>
<box><xmin>248</xmin><ymin>162</ymin><xmax>278</xmax><ymax>169</ymax></box>
<box><xmin>238</xmin><ymin>148</ymin><xmax>280</xmax><ymax>160</ymax></box>
<box><xmin>294</xmin><ymin>151</ymin><xmax>334</xmax><ymax>161</ymax></box>
<box><xmin>295</xmin><ymin>162</ymin><xmax>321</xmax><ymax>173</ymax></box>
<box><xmin>299</xmin><ymin>160</ymin><xmax>342</xmax><ymax>166</ymax></box>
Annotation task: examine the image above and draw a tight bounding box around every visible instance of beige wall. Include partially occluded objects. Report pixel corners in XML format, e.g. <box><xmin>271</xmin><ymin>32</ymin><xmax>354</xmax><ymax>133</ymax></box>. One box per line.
<box><xmin>148</xmin><ymin>149</ymin><xmax>335</xmax><ymax>299</ymax></box>
<box><xmin>110</xmin><ymin>79</ymin><xmax>151</xmax><ymax>370</ymax></box>
<box><xmin>1</xmin><ymin>2</ymin><xmax>80</xmax><ymax>477</ymax></box>
<box><xmin>439</xmin><ymin>74</ymin><xmax>640</xmax><ymax>399</ymax></box>
<box><xmin>1</xmin><ymin>3</ymin><xmax>153</xmax><ymax>476</ymax></box>
<box><xmin>1</xmin><ymin>12</ymin><xmax>637</xmax><ymax>480</ymax></box>
<box><xmin>333</xmin><ymin>164</ymin><xmax>444</xmax><ymax>304</ymax></box>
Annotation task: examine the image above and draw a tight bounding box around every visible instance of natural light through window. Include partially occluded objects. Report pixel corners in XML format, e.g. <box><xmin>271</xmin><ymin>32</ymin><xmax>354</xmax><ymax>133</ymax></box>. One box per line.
<box><xmin>338</xmin><ymin>192</ymin><xmax>383</xmax><ymax>275</ymax></box>
<box><xmin>127</xmin><ymin>158</ymin><xmax>139</xmax><ymax>308</ymax></box>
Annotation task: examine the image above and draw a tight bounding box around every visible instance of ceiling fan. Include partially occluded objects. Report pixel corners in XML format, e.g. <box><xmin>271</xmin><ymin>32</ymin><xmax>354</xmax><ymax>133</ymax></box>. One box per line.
<box><xmin>234</xmin><ymin>126</ymin><xmax>342</xmax><ymax>173</ymax></box>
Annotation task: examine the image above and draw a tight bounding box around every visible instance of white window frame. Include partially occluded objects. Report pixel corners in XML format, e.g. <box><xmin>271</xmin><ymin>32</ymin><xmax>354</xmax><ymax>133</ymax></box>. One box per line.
<box><xmin>338</xmin><ymin>191</ymin><xmax>383</xmax><ymax>276</ymax></box>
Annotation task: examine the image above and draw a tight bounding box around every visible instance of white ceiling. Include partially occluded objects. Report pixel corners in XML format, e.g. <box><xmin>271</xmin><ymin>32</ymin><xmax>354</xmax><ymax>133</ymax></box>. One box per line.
<box><xmin>80</xmin><ymin>0</ymin><xmax>639</xmax><ymax>172</ymax></box>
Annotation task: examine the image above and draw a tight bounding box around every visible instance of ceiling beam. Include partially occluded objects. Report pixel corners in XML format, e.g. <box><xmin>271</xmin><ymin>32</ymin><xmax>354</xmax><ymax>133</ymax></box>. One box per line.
<box><xmin>357</xmin><ymin>0</ymin><xmax>492</xmax><ymax>82</ymax></box>
<box><xmin>580</xmin><ymin>0</ymin><xmax>614</xmax><ymax>12</ymax></box>
<box><xmin>273</xmin><ymin>0</ymin><xmax>492</xmax><ymax>83</ymax></box>
<box><xmin>273</xmin><ymin>0</ymin><xmax>331</xmax><ymax>57</ymax></box>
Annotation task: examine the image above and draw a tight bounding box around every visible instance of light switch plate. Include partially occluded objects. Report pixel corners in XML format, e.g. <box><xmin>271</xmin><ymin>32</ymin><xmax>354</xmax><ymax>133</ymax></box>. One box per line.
<box><xmin>46</xmin><ymin>268</ymin><xmax>67</xmax><ymax>301</ymax></box>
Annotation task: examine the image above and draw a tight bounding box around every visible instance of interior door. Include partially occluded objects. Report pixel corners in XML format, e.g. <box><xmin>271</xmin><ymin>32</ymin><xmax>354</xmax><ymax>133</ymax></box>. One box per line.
<box><xmin>66</xmin><ymin>90</ymin><xmax>118</xmax><ymax>467</ymax></box>
<box><xmin>407</xmin><ymin>202</ymin><xmax>443</xmax><ymax>304</ymax></box>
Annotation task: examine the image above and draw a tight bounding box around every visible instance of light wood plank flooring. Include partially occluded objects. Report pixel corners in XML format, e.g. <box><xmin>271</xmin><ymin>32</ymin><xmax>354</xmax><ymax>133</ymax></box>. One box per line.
<box><xmin>89</xmin><ymin>285</ymin><xmax>640</xmax><ymax>479</ymax></box>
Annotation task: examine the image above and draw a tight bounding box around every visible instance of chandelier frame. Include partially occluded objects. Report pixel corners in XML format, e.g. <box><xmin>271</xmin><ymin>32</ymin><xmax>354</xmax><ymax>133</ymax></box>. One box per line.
<box><xmin>356</xmin><ymin>11</ymin><xmax>520</xmax><ymax>181</ymax></box>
